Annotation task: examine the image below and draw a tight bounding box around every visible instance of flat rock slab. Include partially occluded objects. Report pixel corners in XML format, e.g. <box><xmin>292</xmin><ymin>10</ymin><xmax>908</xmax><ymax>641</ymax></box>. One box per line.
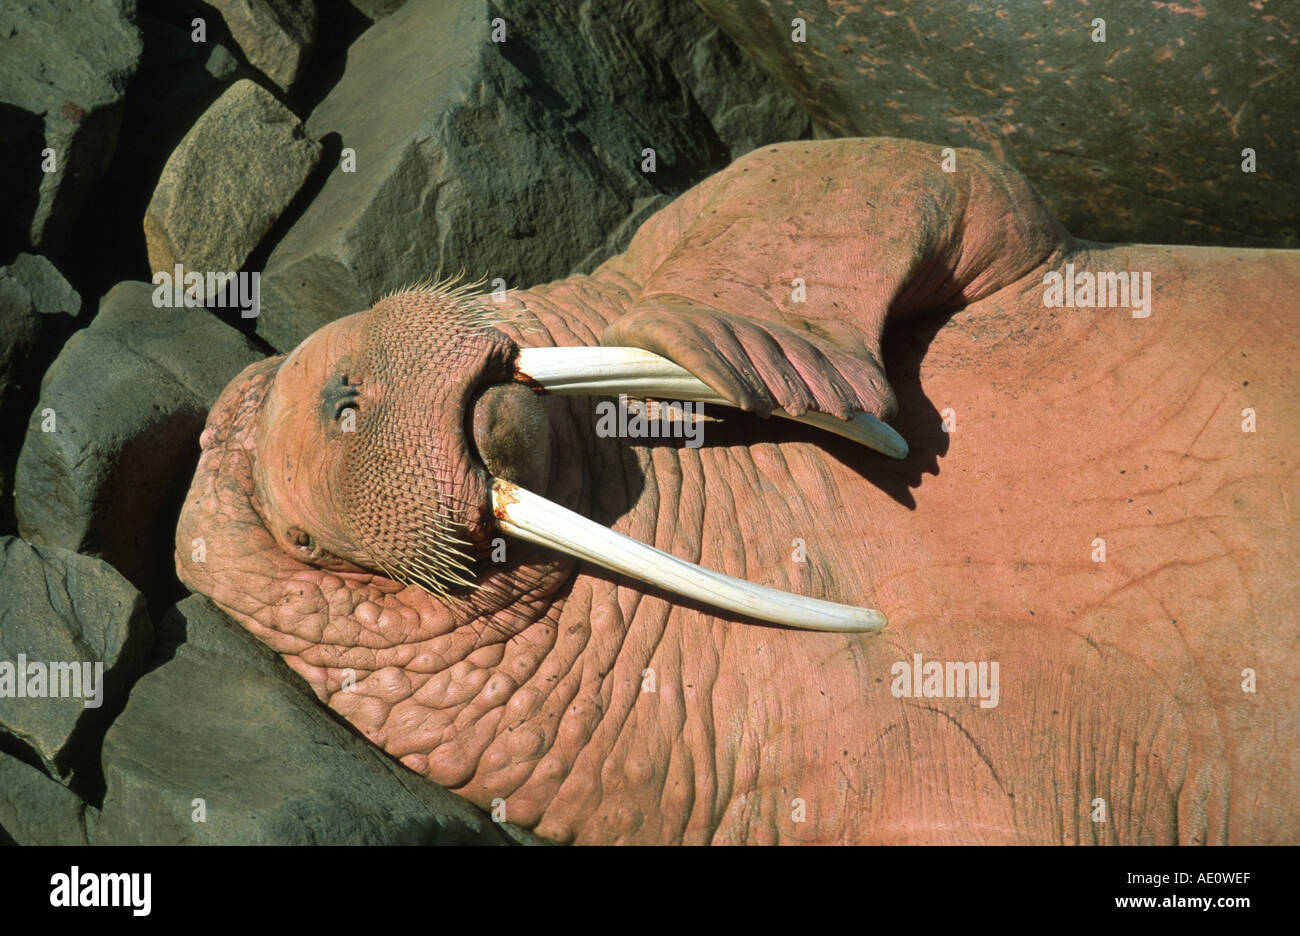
<box><xmin>145</xmin><ymin>78</ymin><xmax>322</xmax><ymax>276</ymax></box>
<box><xmin>0</xmin><ymin>753</ymin><xmax>89</xmax><ymax>845</ymax></box>
<box><xmin>209</xmin><ymin>0</ymin><xmax>318</xmax><ymax>93</ymax></box>
<box><xmin>697</xmin><ymin>0</ymin><xmax>1298</xmax><ymax>248</ymax></box>
<box><xmin>255</xmin><ymin>0</ymin><xmax>807</xmax><ymax>351</ymax></box>
<box><xmin>0</xmin><ymin>538</ymin><xmax>152</xmax><ymax>785</ymax></box>
<box><xmin>91</xmin><ymin>594</ymin><xmax>541</xmax><ymax>845</ymax></box>
<box><xmin>14</xmin><ymin>282</ymin><xmax>263</xmax><ymax>597</ymax></box>
<box><xmin>0</xmin><ymin>0</ymin><xmax>142</xmax><ymax>256</ymax></box>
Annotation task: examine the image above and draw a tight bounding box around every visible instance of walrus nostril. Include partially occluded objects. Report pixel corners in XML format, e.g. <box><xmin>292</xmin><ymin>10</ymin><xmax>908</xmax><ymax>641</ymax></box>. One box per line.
<box><xmin>320</xmin><ymin>373</ymin><xmax>362</xmax><ymax>424</ymax></box>
<box><xmin>468</xmin><ymin>383</ymin><xmax>551</xmax><ymax>492</ymax></box>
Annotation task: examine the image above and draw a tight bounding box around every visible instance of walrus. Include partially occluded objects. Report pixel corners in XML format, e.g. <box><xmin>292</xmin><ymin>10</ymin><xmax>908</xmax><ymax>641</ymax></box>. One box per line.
<box><xmin>177</xmin><ymin>138</ymin><xmax>1299</xmax><ymax>844</ymax></box>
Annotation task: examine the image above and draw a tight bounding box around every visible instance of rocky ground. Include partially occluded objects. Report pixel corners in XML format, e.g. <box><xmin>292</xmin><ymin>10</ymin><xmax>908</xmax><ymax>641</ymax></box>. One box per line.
<box><xmin>0</xmin><ymin>0</ymin><xmax>1292</xmax><ymax>845</ymax></box>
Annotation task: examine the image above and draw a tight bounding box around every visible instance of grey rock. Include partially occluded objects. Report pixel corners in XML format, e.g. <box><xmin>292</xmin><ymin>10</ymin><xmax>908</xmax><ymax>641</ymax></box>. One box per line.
<box><xmin>209</xmin><ymin>0</ymin><xmax>318</xmax><ymax>92</ymax></box>
<box><xmin>0</xmin><ymin>253</ymin><xmax>81</xmax><ymax>320</ymax></box>
<box><xmin>144</xmin><ymin>79</ymin><xmax>322</xmax><ymax>276</ymax></box>
<box><xmin>0</xmin><ymin>752</ymin><xmax>89</xmax><ymax>845</ymax></box>
<box><xmin>13</xmin><ymin>282</ymin><xmax>263</xmax><ymax>597</ymax></box>
<box><xmin>0</xmin><ymin>267</ymin><xmax>42</xmax><ymax>409</ymax></box>
<box><xmin>256</xmin><ymin>0</ymin><xmax>740</xmax><ymax>351</ymax></box>
<box><xmin>615</xmin><ymin>0</ymin><xmax>810</xmax><ymax>159</ymax></box>
<box><xmin>0</xmin><ymin>273</ymin><xmax>40</xmax><ymax>535</ymax></box>
<box><xmin>0</xmin><ymin>254</ymin><xmax>79</xmax><ymax>533</ymax></box>
<box><xmin>0</xmin><ymin>538</ymin><xmax>152</xmax><ymax>785</ymax></box>
<box><xmin>0</xmin><ymin>0</ymin><xmax>143</xmax><ymax>257</ymax></box>
<box><xmin>571</xmin><ymin>195</ymin><xmax>672</xmax><ymax>276</ymax></box>
<box><xmin>90</xmin><ymin>594</ymin><xmax>542</xmax><ymax>844</ymax></box>
<box><xmin>349</xmin><ymin>0</ymin><xmax>405</xmax><ymax>21</ymax></box>
<box><xmin>136</xmin><ymin>13</ymin><xmax>245</xmax><ymax>110</ymax></box>
<box><xmin>64</xmin><ymin>14</ymin><xmax>248</xmax><ymax>301</ymax></box>
<box><xmin>696</xmin><ymin>0</ymin><xmax>1298</xmax><ymax>248</ymax></box>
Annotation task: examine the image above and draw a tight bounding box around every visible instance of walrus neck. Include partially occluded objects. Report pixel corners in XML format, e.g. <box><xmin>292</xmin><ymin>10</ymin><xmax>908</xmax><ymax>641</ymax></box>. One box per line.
<box><xmin>492</xmin><ymin>271</ymin><xmax>635</xmax><ymax>348</ymax></box>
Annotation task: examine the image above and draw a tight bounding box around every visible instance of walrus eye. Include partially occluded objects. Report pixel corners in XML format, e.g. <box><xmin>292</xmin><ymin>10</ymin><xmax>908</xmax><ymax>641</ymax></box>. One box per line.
<box><xmin>291</xmin><ymin>529</ymin><xmax>314</xmax><ymax>550</ymax></box>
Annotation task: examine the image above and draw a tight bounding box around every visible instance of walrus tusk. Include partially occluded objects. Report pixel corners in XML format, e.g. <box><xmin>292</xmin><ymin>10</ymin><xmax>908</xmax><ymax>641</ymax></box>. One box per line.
<box><xmin>514</xmin><ymin>346</ymin><xmax>909</xmax><ymax>459</ymax></box>
<box><xmin>491</xmin><ymin>478</ymin><xmax>887</xmax><ymax>632</ymax></box>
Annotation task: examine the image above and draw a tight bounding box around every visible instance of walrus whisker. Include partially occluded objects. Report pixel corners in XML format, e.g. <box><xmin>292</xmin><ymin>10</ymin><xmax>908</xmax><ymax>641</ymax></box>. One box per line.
<box><xmin>514</xmin><ymin>346</ymin><xmax>909</xmax><ymax>459</ymax></box>
<box><xmin>346</xmin><ymin>510</ymin><xmax>478</xmax><ymax>596</ymax></box>
<box><xmin>379</xmin><ymin>276</ymin><xmax>540</xmax><ymax>333</ymax></box>
<box><xmin>490</xmin><ymin>477</ymin><xmax>886</xmax><ymax>632</ymax></box>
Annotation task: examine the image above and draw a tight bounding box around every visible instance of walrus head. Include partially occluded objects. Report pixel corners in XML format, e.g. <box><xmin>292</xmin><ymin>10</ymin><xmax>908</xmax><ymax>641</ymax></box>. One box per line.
<box><xmin>251</xmin><ymin>285</ymin><xmax>521</xmax><ymax>592</ymax></box>
<box><xmin>236</xmin><ymin>279</ymin><xmax>907</xmax><ymax>634</ymax></box>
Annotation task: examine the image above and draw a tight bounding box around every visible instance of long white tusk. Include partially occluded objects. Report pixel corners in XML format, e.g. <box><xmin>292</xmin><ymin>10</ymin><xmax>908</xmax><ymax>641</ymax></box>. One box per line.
<box><xmin>515</xmin><ymin>345</ymin><xmax>908</xmax><ymax>459</ymax></box>
<box><xmin>491</xmin><ymin>478</ymin><xmax>886</xmax><ymax>632</ymax></box>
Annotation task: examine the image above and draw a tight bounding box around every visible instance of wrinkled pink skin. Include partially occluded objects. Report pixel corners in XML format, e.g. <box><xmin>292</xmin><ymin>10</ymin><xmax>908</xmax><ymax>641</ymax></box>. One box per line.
<box><xmin>178</xmin><ymin>139</ymin><xmax>1299</xmax><ymax>844</ymax></box>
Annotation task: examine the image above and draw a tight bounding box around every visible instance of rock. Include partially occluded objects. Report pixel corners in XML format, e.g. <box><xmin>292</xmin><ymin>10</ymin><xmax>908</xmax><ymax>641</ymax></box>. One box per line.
<box><xmin>0</xmin><ymin>253</ymin><xmax>81</xmax><ymax>320</ymax></box>
<box><xmin>615</xmin><ymin>0</ymin><xmax>809</xmax><ymax>159</ymax></box>
<box><xmin>0</xmin><ymin>252</ymin><xmax>80</xmax><ymax>414</ymax></box>
<box><xmin>695</xmin><ymin>0</ymin><xmax>1298</xmax><ymax>248</ymax></box>
<box><xmin>0</xmin><ymin>538</ymin><xmax>152</xmax><ymax>790</ymax></box>
<box><xmin>0</xmin><ymin>0</ymin><xmax>143</xmax><ymax>257</ymax></box>
<box><xmin>0</xmin><ymin>753</ymin><xmax>89</xmax><ymax>845</ymax></box>
<box><xmin>0</xmin><ymin>254</ymin><xmax>80</xmax><ymax>533</ymax></box>
<box><xmin>0</xmin><ymin>271</ymin><xmax>41</xmax><ymax>535</ymax></box>
<box><xmin>256</xmin><ymin>0</ymin><xmax>804</xmax><ymax>351</ymax></box>
<box><xmin>90</xmin><ymin>594</ymin><xmax>542</xmax><ymax>845</ymax></box>
<box><xmin>0</xmin><ymin>267</ymin><xmax>44</xmax><ymax>415</ymax></box>
<box><xmin>571</xmin><ymin>195</ymin><xmax>672</xmax><ymax>276</ymax></box>
<box><xmin>64</xmin><ymin>12</ymin><xmax>248</xmax><ymax>304</ymax></box>
<box><xmin>209</xmin><ymin>0</ymin><xmax>318</xmax><ymax>93</ymax></box>
<box><xmin>144</xmin><ymin>79</ymin><xmax>322</xmax><ymax>277</ymax></box>
<box><xmin>13</xmin><ymin>282</ymin><xmax>263</xmax><ymax>599</ymax></box>
<box><xmin>349</xmin><ymin>0</ymin><xmax>405</xmax><ymax>21</ymax></box>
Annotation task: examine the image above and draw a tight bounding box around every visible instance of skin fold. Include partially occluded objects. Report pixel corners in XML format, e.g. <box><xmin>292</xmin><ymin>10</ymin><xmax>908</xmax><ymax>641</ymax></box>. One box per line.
<box><xmin>176</xmin><ymin>138</ymin><xmax>1299</xmax><ymax>844</ymax></box>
